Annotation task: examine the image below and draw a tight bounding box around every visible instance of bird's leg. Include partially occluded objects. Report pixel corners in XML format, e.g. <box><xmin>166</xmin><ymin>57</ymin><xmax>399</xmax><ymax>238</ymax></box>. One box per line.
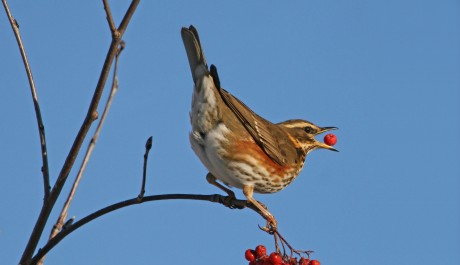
<box><xmin>206</xmin><ymin>173</ymin><xmax>237</xmax><ymax>208</ymax></box>
<box><xmin>243</xmin><ymin>185</ymin><xmax>277</xmax><ymax>232</ymax></box>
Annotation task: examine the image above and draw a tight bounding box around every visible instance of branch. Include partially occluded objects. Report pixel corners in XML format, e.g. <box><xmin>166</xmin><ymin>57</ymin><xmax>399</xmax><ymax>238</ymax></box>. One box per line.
<box><xmin>102</xmin><ymin>0</ymin><xmax>117</xmax><ymax>33</ymax></box>
<box><xmin>37</xmin><ymin>42</ymin><xmax>126</xmax><ymax>265</ymax></box>
<box><xmin>2</xmin><ymin>0</ymin><xmax>50</xmax><ymax>200</ymax></box>
<box><xmin>30</xmin><ymin>193</ymin><xmax>261</xmax><ymax>265</ymax></box>
<box><xmin>138</xmin><ymin>136</ymin><xmax>153</xmax><ymax>199</ymax></box>
<box><xmin>19</xmin><ymin>1</ymin><xmax>140</xmax><ymax>264</ymax></box>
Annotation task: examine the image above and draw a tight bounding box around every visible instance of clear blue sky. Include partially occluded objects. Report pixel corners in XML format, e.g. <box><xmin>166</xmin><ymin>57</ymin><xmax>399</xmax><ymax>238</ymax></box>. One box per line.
<box><xmin>1</xmin><ymin>1</ymin><xmax>459</xmax><ymax>264</ymax></box>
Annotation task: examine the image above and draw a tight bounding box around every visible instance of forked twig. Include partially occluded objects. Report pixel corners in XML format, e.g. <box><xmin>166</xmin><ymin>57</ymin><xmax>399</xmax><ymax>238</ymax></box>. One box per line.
<box><xmin>2</xmin><ymin>0</ymin><xmax>50</xmax><ymax>200</ymax></box>
<box><xmin>37</xmin><ymin>42</ymin><xmax>126</xmax><ymax>265</ymax></box>
<box><xmin>102</xmin><ymin>0</ymin><xmax>117</xmax><ymax>33</ymax></box>
<box><xmin>18</xmin><ymin>1</ymin><xmax>140</xmax><ymax>264</ymax></box>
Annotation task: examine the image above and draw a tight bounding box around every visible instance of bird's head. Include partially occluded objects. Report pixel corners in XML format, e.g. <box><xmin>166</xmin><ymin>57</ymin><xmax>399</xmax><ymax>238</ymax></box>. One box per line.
<box><xmin>278</xmin><ymin>119</ymin><xmax>338</xmax><ymax>154</ymax></box>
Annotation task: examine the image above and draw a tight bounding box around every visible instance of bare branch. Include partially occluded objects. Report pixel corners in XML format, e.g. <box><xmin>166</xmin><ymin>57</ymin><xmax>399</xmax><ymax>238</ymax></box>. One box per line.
<box><xmin>138</xmin><ymin>136</ymin><xmax>153</xmax><ymax>200</ymax></box>
<box><xmin>30</xmin><ymin>193</ymin><xmax>262</xmax><ymax>264</ymax></box>
<box><xmin>102</xmin><ymin>0</ymin><xmax>116</xmax><ymax>33</ymax></box>
<box><xmin>19</xmin><ymin>1</ymin><xmax>140</xmax><ymax>264</ymax></box>
<box><xmin>37</xmin><ymin>42</ymin><xmax>126</xmax><ymax>265</ymax></box>
<box><xmin>2</xmin><ymin>0</ymin><xmax>50</xmax><ymax>200</ymax></box>
<box><xmin>117</xmin><ymin>0</ymin><xmax>140</xmax><ymax>36</ymax></box>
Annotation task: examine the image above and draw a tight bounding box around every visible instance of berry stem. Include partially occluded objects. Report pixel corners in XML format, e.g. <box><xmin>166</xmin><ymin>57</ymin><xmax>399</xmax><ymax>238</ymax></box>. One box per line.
<box><xmin>272</xmin><ymin>228</ymin><xmax>314</xmax><ymax>258</ymax></box>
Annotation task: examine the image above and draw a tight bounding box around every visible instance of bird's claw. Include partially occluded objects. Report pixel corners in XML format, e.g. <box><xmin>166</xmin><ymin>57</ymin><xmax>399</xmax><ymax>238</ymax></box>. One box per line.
<box><xmin>258</xmin><ymin>216</ymin><xmax>278</xmax><ymax>234</ymax></box>
<box><xmin>258</xmin><ymin>223</ymin><xmax>276</xmax><ymax>234</ymax></box>
<box><xmin>222</xmin><ymin>195</ymin><xmax>237</xmax><ymax>209</ymax></box>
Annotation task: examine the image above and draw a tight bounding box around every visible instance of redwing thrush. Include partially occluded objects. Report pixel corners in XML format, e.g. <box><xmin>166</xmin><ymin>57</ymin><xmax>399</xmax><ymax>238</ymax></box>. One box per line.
<box><xmin>181</xmin><ymin>25</ymin><xmax>337</xmax><ymax>228</ymax></box>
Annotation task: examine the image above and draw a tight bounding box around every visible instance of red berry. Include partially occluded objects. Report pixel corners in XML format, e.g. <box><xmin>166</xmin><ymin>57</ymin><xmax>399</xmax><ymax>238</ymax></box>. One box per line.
<box><xmin>324</xmin><ymin>133</ymin><xmax>337</xmax><ymax>146</ymax></box>
<box><xmin>299</xmin><ymin>257</ymin><xmax>310</xmax><ymax>265</ymax></box>
<box><xmin>289</xmin><ymin>257</ymin><xmax>298</xmax><ymax>265</ymax></box>
<box><xmin>310</xmin><ymin>260</ymin><xmax>321</xmax><ymax>265</ymax></box>
<box><xmin>245</xmin><ymin>249</ymin><xmax>256</xmax><ymax>262</ymax></box>
<box><xmin>269</xmin><ymin>252</ymin><xmax>283</xmax><ymax>265</ymax></box>
<box><xmin>255</xmin><ymin>245</ymin><xmax>267</xmax><ymax>258</ymax></box>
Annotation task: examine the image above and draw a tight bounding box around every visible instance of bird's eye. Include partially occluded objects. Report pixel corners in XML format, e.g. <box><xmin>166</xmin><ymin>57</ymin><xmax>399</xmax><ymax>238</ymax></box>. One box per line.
<box><xmin>304</xmin><ymin>126</ymin><xmax>316</xmax><ymax>134</ymax></box>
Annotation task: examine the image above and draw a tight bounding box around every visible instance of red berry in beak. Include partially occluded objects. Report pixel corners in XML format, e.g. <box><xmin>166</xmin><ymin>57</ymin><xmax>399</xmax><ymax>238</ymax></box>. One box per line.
<box><xmin>324</xmin><ymin>133</ymin><xmax>337</xmax><ymax>146</ymax></box>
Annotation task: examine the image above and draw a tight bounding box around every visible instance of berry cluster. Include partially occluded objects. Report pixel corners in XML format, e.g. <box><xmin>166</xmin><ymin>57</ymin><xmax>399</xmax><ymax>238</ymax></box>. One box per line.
<box><xmin>245</xmin><ymin>245</ymin><xmax>320</xmax><ymax>265</ymax></box>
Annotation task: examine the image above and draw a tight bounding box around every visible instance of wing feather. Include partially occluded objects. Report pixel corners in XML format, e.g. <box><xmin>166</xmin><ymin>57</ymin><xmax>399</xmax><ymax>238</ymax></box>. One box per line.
<box><xmin>218</xmin><ymin>88</ymin><xmax>297</xmax><ymax>166</ymax></box>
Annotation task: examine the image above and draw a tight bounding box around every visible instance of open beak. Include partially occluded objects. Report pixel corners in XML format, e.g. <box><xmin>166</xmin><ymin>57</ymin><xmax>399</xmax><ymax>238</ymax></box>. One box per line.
<box><xmin>316</xmin><ymin>126</ymin><xmax>339</xmax><ymax>152</ymax></box>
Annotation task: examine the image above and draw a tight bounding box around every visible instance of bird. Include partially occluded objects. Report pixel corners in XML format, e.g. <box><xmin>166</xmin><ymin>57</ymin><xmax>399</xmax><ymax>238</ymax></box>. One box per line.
<box><xmin>181</xmin><ymin>25</ymin><xmax>338</xmax><ymax>229</ymax></box>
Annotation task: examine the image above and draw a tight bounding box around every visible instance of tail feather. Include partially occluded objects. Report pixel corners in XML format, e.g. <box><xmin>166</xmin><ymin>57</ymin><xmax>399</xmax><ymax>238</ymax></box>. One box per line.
<box><xmin>181</xmin><ymin>25</ymin><xmax>207</xmax><ymax>83</ymax></box>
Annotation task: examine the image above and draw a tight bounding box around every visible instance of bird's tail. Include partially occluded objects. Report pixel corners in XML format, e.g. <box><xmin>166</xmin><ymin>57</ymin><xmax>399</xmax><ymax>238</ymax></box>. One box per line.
<box><xmin>181</xmin><ymin>25</ymin><xmax>208</xmax><ymax>83</ymax></box>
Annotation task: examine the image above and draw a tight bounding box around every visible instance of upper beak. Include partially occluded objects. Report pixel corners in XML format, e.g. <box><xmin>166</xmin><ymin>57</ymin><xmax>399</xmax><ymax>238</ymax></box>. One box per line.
<box><xmin>317</xmin><ymin>126</ymin><xmax>338</xmax><ymax>134</ymax></box>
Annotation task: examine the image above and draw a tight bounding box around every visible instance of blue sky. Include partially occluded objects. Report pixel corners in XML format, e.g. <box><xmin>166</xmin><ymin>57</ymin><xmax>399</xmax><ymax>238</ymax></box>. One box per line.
<box><xmin>1</xmin><ymin>1</ymin><xmax>459</xmax><ymax>264</ymax></box>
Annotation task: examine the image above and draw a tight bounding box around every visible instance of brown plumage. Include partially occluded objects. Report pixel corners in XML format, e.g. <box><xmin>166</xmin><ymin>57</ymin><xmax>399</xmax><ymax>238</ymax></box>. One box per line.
<box><xmin>181</xmin><ymin>25</ymin><xmax>338</xmax><ymax>228</ymax></box>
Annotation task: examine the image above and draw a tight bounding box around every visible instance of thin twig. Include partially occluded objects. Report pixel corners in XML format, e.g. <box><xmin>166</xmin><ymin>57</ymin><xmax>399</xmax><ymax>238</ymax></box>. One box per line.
<box><xmin>2</xmin><ymin>0</ymin><xmax>50</xmax><ymax>200</ymax></box>
<box><xmin>138</xmin><ymin>136</ymin><xmax>153</xmax><ymax>200</ymax></box>
<box><xmin>274</xmin><ymin>231</ymin><xmax>281</xmax><ymax>254</ymax></box>
<box><xmin>19</xmin><ymin>1</ymin><xmax>140</xmax><ymax>264</ymax></box>
<box><xmin>273</xmin><ymin>229</ymin><xmax>314</xmax><ymax>258</ymax></box>
<box><xmin>102</xmin><ymin>0</ymin><xmax>116</xmax><ymax>33</ymax></box>
<box><xmin>37</xmin><ymin>42</ymin><xmax>126</xmax><ymax>265</ymax></box>
<box><xmin>117</xmin><ymin>0</ymin><xmax>140</xmax><ymax>36</ymax></box>
<box><xmin>30</xmin><ymin>193</ymin><xmax>261</xmax><ymax>264</ymax></box>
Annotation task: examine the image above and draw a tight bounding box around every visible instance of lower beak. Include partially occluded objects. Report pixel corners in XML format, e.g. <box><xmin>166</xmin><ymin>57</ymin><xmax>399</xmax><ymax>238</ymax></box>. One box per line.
<box><xmin>317</xmin><ymin>141</ymin><xmax>339</xmax><ymax>152</ymax></box>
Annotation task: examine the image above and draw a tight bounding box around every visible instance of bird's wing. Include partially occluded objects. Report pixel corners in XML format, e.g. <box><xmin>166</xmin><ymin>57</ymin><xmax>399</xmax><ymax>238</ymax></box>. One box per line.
<box><xmin>218</xmin><ymin>87</ymin><xmax>297</xmax><ymax>166</ymax></box>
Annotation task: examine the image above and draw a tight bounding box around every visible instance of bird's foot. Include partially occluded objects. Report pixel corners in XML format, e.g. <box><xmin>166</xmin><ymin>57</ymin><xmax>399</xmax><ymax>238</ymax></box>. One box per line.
<box><xmin>206</xmin><ymin>173</ymin><xmax>243</xmax><ymax>209</ymax></box>
<box><xmin>222</xmin><ymin>194</ymin><xmax>242</xmax><ymax>209</ymax></box>
<box><xmin>258</xmin><ymin>215</ymin><xmax>278</xmax><ymax>234</ymax></box>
